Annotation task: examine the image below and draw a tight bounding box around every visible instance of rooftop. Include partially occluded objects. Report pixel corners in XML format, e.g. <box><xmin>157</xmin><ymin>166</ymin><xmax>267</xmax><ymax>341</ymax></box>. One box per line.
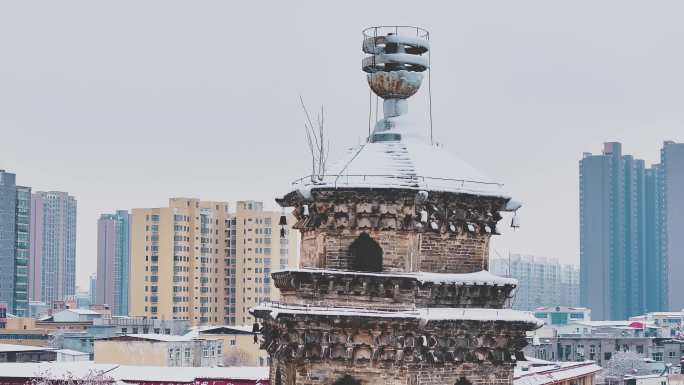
<box><xmin>252</xmin><ymin>302</ymin><xmax>543</xmax><ymax>327</ymax></box>
<box><xmin>290</xmin><ymin>137</ymin><xmax>510</xmax><ymax>199</ymax></box>
<box><xmin>58</xmin><ymin>309</ymin><xmax>102</xmax><ymax>315</ymax></box>
<box><xmin>514</xmin><ymin>360</ymin><xmax>602</xmax><ymax>385</ymax></box>
<box><xmin>277</xmin><ymin>268</ymin><xmax>518</xmax><ymax>286</ymax></box>
<box><xmin>0</xmin><ymin>362</ymin><xmax>268</xmax><ymax>381</ymax></box>
<box><xmin>100</xmin><ymin>334</ymin><xmax>193</xmax><ymax>342</ymax></box>
<box><xmin>0</xmin><ymin>343</ymin><xmax>54</xmax><ymax>353</ymax></box>
<box><xmin>184</xmin><ymin>325</ymin><xmax>255</xmax><ymax>338</ymax></box>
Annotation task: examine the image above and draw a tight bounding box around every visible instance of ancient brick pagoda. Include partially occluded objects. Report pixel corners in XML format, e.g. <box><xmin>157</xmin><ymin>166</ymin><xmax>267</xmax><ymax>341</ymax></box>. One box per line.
<box><xmin>252</xmin><ymin>26</ymin><xmax>541</xmax><ymax>385</ymax></box>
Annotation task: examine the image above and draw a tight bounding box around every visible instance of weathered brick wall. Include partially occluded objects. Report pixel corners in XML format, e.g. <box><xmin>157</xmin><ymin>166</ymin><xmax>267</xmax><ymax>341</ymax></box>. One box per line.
<box><xmin>300</xmin><ymin>229</ymin><xmax>490</xmax><ymax>274</ymax></box>
<box><xmin>283</xmin><ymin>361</ymin><xmax>513</xmax><ymax>385</ymax></box>
<box><xmin>418</xmin><ymin>232</ymin><xmax>490</xmax><ymax>273</ymax></box>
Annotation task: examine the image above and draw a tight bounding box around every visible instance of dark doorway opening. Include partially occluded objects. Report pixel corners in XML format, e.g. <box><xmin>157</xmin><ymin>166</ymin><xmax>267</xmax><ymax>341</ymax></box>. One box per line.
<box><xmin>333</xmin><ymin>375</ymin><xmax>362</xmax><ymax>385</ymax></box>
<box><xmin>349</xmin><ymin>232</ymin><xmax>383</xmax><ymax>272</ymax></box>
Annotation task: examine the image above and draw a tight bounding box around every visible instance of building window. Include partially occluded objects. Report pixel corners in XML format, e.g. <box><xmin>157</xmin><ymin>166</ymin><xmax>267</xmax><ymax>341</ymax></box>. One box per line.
<box><xmin>349</xmin><ymin>232</ymin><xmax>383</xmax><ymax>272</ymax></box>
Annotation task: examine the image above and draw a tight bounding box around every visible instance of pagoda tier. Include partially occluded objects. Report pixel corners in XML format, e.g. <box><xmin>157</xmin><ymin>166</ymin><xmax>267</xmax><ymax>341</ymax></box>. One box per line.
<box><xmin>272</xmin><ymin>269</ymin><xmax>517</xmax><ymax>310</ymax></box>
<box><xmin>278</xmin><ymin>188</ymin><xmax>514</xmax><ymax>276</ymax></box>
<box><xmin>253</xmin><ymin>303</ymin><xmax>540</xmax><ymax>385</ymax></box>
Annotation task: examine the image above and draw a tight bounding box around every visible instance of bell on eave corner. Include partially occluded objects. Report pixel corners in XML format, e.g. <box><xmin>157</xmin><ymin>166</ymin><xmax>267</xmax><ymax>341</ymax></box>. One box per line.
<box><xmin>511</xmin><ymin>211</ymin><xmax>521</xmax><ymax>229</ymax></box>
<box><xmin>279</xmin><ymin>215</ymin><xmax>287</xmax><ymax>226</ymax></box>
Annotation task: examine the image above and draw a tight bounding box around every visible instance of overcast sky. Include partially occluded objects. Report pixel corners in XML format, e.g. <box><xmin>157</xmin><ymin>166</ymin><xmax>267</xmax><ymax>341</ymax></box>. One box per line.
<box><xmin>2</xmin><ymin>1</ymin><xmax>683</xmax><ymax>289</ymax></box>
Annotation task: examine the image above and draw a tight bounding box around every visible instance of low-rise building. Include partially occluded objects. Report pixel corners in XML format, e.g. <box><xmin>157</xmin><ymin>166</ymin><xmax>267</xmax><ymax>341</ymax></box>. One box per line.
<box><xmin>525</xmin><ymin>321</ymin><xmax>668</xmax><ymax>368</ymax></box>
<box><xmin>55</xmin><ymin>349</ymin><xmax>90</xmax><ymax>362</ymax></box>
<box><xmin>0</xmin><ymin>329</ymin><xmax>50</xmax><ymax>347</ymax></box>
<box><xmin>515</xmin><ymin>358</ymin><xmax>602</xmax><ymax>385</ymax></box>
<box><xmin>0</xmin><ymin>343</ymin><xmax>56</xmax><ymax>363</ymax></box>
<box><xmin>94</xmin><ymin>334</ymin><xmax>223</xmax><ymax>367</ymax></box>
<box><xmin>631</xmin><ymin>312</ymin><xmax>684</xmax><ymax>339</ymax></box>
<box><xmin>0</xmin><ymin>362</ymin><xmax>268</xmax><ymax>384</ymax></box>
<box><xmin>534</xmin><ymin>307</ymin><xmax>592</xmax><ymax>326</ymax></box>
<box><xmin>623</xmin><ymin>373</ymin><xmax>669</xmax><ymax>385</ymax></box>
<box><xmin>52</xmin><ymin>309</ymin><xmax>103</xmax><ymax>323</ymax></box>
<box><xmin>184</xmin><ymin>325</ymin><xmax>267</xmax><ymax>366</ymax></box>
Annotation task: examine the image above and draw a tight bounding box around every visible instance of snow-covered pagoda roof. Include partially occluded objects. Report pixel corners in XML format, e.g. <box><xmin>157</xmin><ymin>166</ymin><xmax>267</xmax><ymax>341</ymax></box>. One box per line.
<box><xmin>252</xmin><ymin>302</ymin><xmax>543</xmax><ymax>328</ymax></box>
<box><xmin>275</xmin><ymin>268</ymin><xmax>518</xmax><ymax>287</ymax></box>
<box><xmin>290</xmin><ymin>136</ymin><xmax>509</xmax><ymax>199</ymax></box>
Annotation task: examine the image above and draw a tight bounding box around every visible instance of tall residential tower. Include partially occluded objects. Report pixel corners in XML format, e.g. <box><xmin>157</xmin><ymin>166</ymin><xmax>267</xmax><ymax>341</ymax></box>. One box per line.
<box><xmin>129</xmin><ymin>198</ymin><xmax>298</xmax><ymax>326</ymax></box>
<box><xmin>30</xmin><ymin>191</ymin><xmax>77</xmax><ymax>304</ymax></box>
<box><xmin>130</xmin><ymin>198</ymin><xmax>231</xmax><ymax>325</ymax></box>
<box><xmin>490</xmin><ymin>254</ymin><xmax>580</xmax><ymax>311</ymax></box>
<box><xmin>97</xmin><ymin>210</ymin><xmax>131</xmax><ymax>315</ymax></box>
<box><xmin>0</xmin><ymin>170</ymin><xmax>31</xmax><ymax>317</ymax></box>
<box><xmin>658</xmin><ymin>141</ymin><xmax>684</xmax><ymax>311</ymax></box>
<box><xmin>580</xmin><ymin>141</ymin><xmax>684</xmax><ymax>319</ymax></box>
<box><xmin>232</xmin><ymin>201</ymin><xmax>297</xmax><ymax>325</ymax></box>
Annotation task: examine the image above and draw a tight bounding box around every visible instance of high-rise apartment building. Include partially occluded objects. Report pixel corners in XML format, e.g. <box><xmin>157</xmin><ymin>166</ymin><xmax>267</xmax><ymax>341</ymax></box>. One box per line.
<box><xmin>129</xmin><ymin>198</ymin><xmax>298</xmax><ymax>326</ymax></box>
<box><xmin>489</xmin><ymin>254</ymin><xmax>579</xmax><ymax>311</ymax></box>
<box><xmin>97</xmin><ymin>210</ymin><xmax>130</xmax><ymax>315</ymax></box>
<box><xmin>232</xmin><ymin>201</ymin><xmax>297</xmax><ymax>325</ymax></box>
<box><xmin>580</xmin><ymin>143</ymin><xmax>648</xmax><ymax>320</ymax></box>
<box><xmin>0</xmin><ymin>170</ymin><xmax>31</xmax><ymax>317</ymax></box>
<box><xmin>580</xmin><ymin>141</ymin><xmax>683</xmax><ymax>319</ymax></box>
<box><xmin>130</xmin><ymin>198</ymin><xmax>231</xmax><ymax>325</ymax></box>
<box><xmin>658</xmin><ymin>141</ymin><xmax>684</xmax><ymax>311</ymax></box>
<box><xmin>30</xmin><ymin>191</ymin><xmax>77</xmax><ymax>304</ymax></box>
<box><xmin>89</xmin><ymin>273</ymin><xmax>97</xmax><ymax>305</ymax></box>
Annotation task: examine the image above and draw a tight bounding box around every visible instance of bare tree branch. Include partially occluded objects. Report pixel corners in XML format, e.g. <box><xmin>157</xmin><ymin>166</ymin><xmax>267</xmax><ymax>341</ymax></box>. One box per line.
<box><xmin>300</xmin><ymin>95</ymin><xmax>330</xmax><ymax>183</ymax></box>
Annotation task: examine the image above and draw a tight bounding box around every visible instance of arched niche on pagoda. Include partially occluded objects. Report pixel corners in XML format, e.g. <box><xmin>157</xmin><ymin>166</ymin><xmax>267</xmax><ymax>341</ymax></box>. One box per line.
<box><xmin>332</xmin><ymin>375</ymin><xmax>362</xmax><ymax>385</ymax></box>
<box><xmin>349</xmin><ymin>232</ymin><xmax>383</xmax><ymax>272</ymax></box>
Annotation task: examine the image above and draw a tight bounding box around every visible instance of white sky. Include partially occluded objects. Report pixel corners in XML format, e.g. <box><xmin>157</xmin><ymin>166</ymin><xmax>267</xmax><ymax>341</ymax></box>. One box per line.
<box><xmin>1</xmin><ymin>1</ymin><xmax>683</xmax><ymax>289</ymax></box>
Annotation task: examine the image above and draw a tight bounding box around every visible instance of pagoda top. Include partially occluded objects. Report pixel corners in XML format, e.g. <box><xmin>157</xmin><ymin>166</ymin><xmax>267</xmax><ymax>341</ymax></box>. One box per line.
<box><xmin>283</xmin><ymin>26</ymin><xmax>518</xmax><ymax>208</ymax></box>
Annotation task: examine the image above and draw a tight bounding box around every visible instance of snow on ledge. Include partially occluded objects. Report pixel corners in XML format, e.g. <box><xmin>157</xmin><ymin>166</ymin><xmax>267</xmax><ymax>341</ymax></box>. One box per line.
<box><xmin>252</xmin><ymin>302</ymin><xmax>542</xmax><ymax>327</ymax></box>
<box><xmin>275</xmin><ymin>268</ymin><xmax>518</xmax><ymax>287</ymax></box>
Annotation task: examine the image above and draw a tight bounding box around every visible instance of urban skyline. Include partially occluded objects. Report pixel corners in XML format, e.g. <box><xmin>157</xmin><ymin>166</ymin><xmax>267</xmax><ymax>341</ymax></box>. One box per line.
<box><xmin>3</xmin><ymin>2</ymin><xmax>684</xmax><ymax>290</ymax></box>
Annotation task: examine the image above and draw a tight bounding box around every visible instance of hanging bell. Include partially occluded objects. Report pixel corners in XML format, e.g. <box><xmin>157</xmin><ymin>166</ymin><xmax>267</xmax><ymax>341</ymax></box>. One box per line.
<box><xmin>280</xmin><ymin>228</ymin><xmax>286</xmax><ymax>238</ymax></box>
<box><xmin>420</xmin><ymin>210</ymin><xmax>428</xmax><ymax>223</ymax></box>
<box><xmin>511</xmin><ymin>211</ymin><xmax>521</xmax><ymax>229</ymax></box>
<box><xmin>279</xmin><ymin>215</ymin><xmax>287</xmax><ymax>226</ymax></box>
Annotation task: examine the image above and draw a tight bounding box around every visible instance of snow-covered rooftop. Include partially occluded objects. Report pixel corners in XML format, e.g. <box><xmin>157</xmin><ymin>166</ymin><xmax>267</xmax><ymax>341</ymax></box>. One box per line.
<box><xmin>59</xmin><ymin>308</ymin><xmax>102</xmax><ymax>315</ymax></box>
<box><xmin>252</xmin><ymin>303</ymin><xmax>542</xmax><ymax>327</ymax></box>
<box><xmin>0</xmin><ymin>343</ymin><xmax>54</xmax><ymax>353</ymax></box>
<box><xmin>55</xmin><ymin>348</ymin><xmax>90</xmax><ymax>356</ymax></box>
<box><xmin>514</xmin><ymin>360</ymin><xmax>602</xmax><ymax>385</ymax></box>
<box><xmin>0</xmin><ymin>362</ymin><xmax>268</xmax><ymax>381</ymax></box>
<box><xmin>106</xmin><ymin>333</ymin><xmax>193</xmax><ymax>342</ymax></box>
<box><xmin>184</xmin><ymin>325</ymin><xmax>255</xmax><ymax>338</ymax></box>
<box><xmin>278</xmin><ymin>268</ymin><xmax>518</xmax><ymax>286</ymax></box>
